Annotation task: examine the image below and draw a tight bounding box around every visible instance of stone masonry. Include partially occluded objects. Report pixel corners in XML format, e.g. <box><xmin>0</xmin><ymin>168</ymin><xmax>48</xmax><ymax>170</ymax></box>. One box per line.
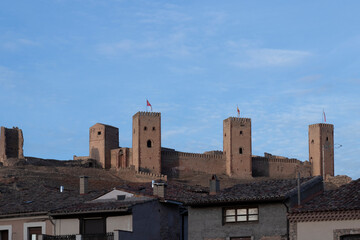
<box><xmin>80</xmin><ymin>111</ymin><xmax>334</xmax><ymax>180</ymax></box>
<box><xmin>0</xmin><ymin>126</ymin><xmax>24</xmax><ymax>164</ymax></box>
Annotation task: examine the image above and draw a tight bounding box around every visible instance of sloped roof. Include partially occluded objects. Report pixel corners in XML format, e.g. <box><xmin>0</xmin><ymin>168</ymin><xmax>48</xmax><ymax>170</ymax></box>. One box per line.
<box><xmin>165</xmin><ymin>176</ymin><xmax>322</xmax><ymax>206</ymax></box>
<box><xmin>291</xmin><ymin>178</ymin><xmax>360</xmax><ymax>213</ymax></box>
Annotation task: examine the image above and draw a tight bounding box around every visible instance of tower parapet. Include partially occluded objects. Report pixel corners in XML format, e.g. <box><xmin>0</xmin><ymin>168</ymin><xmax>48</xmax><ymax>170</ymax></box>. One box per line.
<box><xmin>308</xmin><ymin>123</ymin><xmax>334</xmax><ymax>178</ymax></box>
<box><xmin>132</xmin><ymin>111</ymin><xmax>161</xmax><ymax>174</ymax></box>
<box><xmin>223</xmin><ymin>117</ymin><xmax>252</xmax><ymax>178</ymax></box>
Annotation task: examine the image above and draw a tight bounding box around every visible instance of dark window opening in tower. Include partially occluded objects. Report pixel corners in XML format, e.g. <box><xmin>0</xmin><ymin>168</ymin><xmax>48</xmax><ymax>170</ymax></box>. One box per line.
<box><xmin>97</xmin><ymin>131</ymin><xmax>101</xmax><ymax>135</ymax></box>
<box><xmin>152</xmin><ymin>127</ymin><xmax>155</xmax><ymax>131</ymax></box>
<box><xmin>239</xmin><ymin>148</ymin><xmax>243</xmax><ymax>154</ymax></box>
<box><xmin>311</xmin><ymin>139</ymin><xmax>314</xmax><ymax>144</ymax></box>
<box><xmin>240</xmin><ymin>131</ymin><xmax>243</xmax><ymax>135</ymax></box>
<box><xmin>147</xmin><ymin>140</ymin><xmax>152</xmax><ymax>148</ymax></box>
<box><xmin>144</xmin><ymin>126</ymin><xmax>147</xmax><ymax>131</ymax></box>
<box><xmin>326</xmin><ymin>137</ymin><xmax>329</xmax><ymax>141</ymax></box>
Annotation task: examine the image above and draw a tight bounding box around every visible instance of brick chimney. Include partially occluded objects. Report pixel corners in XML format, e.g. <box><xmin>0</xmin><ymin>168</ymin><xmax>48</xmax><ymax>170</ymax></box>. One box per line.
<box><xmin>209</xmin><ymin>175</ymin><xmax>220</xmax><ymax>195</ymax></box>
<box><xmin>80</xmin><ymin>176</ymin><xmax>89</xmax><ymax>194</ymax></box>
<box><xmin>153</xmin><ymin>182</ymin><xmax>167</xmax><ymax>198</ymax></box>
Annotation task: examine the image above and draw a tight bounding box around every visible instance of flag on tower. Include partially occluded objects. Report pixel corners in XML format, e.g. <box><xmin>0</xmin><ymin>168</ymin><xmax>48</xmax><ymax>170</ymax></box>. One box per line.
<box><xmin>323</xmin><ymin>109</ymin><xmax>326</xmax><ymax>123</ymax></box>
<box><xmin>237</xmin><ymin>105</ymin><xmax>240</xmax><ymax>117</ymax></box>
<box><xmin>146</xmin><ymin>99</ymin><xmax>152</xmax><ymax>111</ymax></box>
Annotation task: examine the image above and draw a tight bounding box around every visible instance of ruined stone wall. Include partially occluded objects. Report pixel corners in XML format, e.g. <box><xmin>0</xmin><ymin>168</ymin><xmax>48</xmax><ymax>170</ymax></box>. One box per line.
<box><xmin>111</xmin><ymin>147</ymin><xmax>132</xmax><ymax>169</ymax></box>
<box><xmin>0</xmin><ymin>126</ymin><xmax>24</xmax><ymax>163</ymax></box>
<box><xmin>89</xmin><ymin>123</ymin><xmax>119</xmax><ymax>169</ymax></box>
<box><xmin>161</xmin><ymin>150</ymin><xmax>226</xmax><ymax>177</ymax></box>
<box><xmin>252</xmin><ymin>157</ymin><xmax>312</xmax><ymax>178</ymax></box>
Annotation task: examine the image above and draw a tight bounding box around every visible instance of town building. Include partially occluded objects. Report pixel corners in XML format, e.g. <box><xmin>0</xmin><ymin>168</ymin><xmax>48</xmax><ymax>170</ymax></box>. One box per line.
<box><xmin>288</xmin><ymin>178</ymin><xmax>360</xmax><ymax>240</ymax></box>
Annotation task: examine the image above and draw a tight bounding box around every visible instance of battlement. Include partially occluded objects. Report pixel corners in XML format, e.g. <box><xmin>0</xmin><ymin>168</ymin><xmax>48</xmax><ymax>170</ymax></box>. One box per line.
<box><xmin>134</xmin><ymin>111</ymin><xmax>161</xmax><ymax>117</ymax></box>
<box><xmin>161</xmin><ymin>149</ymin><xmax>224</xmax><ymax>159</ymax></box>
<box><xmin>252</xmin><ymin>156</ymin><xmax>302</xmax><ymax>164</ymax></box>
<box><xmin>224</xmin><ymin>117</ymin><xmax>251</xmax><ymax>123</ymax></box>
<box><xmin>309</xmin><ymin>123</ymin><xmax>333</xmax><ymax>129</ymax></box>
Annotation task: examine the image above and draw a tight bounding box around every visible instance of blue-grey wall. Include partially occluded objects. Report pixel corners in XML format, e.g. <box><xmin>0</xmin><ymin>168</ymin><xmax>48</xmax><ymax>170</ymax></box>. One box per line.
<box><xmin>188</xmin><ymin>203</ymin><xmax>288</xmax><ymax>240</ymax></box>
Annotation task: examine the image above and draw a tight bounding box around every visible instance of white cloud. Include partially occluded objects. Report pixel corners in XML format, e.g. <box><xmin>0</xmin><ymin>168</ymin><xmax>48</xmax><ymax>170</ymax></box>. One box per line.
<box><xmin>236</xmin><ymin>48</ymin><xmax>312</xmax><ymax>68</ymax></box>
<box><xmin>2</xmin><ymin>38</ymin><xmax>39</xmax><ymax>51</ymax></box>
<box><xmin>0</xmin><ymin>66</ymin><xmax>16</xmax><ymax>88</ymax></box>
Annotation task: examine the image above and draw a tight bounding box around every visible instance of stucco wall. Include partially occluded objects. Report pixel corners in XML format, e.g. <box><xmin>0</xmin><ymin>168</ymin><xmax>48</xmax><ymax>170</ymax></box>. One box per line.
<box><xmin>296</xmin><ymin>220</ymin><xmax>360</xmax><ymax>240</ymax></box>
<box><xmin>0</xmin><ymin>217</ymin><xmax>52</xmax><ymax>240</ymax></box>
<box><xmin>188</xmin><ymin>203</ymin><xmax>287</xmax><ymax>240</ymax></box>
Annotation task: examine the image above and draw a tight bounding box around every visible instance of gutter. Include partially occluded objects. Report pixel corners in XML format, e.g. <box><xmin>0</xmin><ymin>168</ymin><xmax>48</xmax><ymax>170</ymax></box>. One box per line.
<box><xmin>0</xmin><ymin>211</ymin><xmax>48</xmax><ymax>219</ymax></box>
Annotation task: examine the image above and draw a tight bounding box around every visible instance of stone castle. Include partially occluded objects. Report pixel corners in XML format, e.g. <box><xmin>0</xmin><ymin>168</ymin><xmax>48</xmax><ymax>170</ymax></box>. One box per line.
<box><xmin>0</xmin><ymin>112</ymin><xmax>334</xmax><ymax>180</ymax></box>
<box><xmin>71</xmin><ymin>111</ymin><xmax>335</xmax><ymax>180</ymax></box>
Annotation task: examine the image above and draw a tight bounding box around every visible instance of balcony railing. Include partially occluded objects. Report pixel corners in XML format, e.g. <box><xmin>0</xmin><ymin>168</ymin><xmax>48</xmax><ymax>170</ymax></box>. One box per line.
<box><xmin>42</xmin><ymin>233</ymin><xmax>114</xmax><ymax>240</ymax></box>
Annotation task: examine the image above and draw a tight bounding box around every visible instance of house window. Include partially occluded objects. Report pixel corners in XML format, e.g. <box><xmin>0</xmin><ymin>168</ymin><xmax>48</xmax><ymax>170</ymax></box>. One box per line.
<box><xmin>0</xmin><ymin>225</ymin><xmax>11</xmax><ymax>240</ymax></box>
<box><xmin>23</xmin><ymin>222</ymin><xmax>45</xmax><ymax>240</ymax></box>
<box><xmin>224</xmin><ymin>206</ymin><xmax>258</xmax><ymax>223</ymax></box>
<box><xmin>340</xmin><ymin>234</ymin><xmax>360</xmax><ymax>240</ymax></box>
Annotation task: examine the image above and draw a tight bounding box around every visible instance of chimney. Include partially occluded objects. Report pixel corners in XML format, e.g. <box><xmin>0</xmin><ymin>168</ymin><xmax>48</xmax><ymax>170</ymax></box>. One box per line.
<box><xmin>209</xmin><ymin>175</ymin><xmax>220</xmax><ymax>195</ymax></box>
<box><xmin>80</xmin><ymin>176</ymin><xmax>89</xmax><ymax>194</ymax></box>
<box><xmin>153</xmin><ymin>182</ymin><xmax>167</xmax><ymax>198</ymax></box>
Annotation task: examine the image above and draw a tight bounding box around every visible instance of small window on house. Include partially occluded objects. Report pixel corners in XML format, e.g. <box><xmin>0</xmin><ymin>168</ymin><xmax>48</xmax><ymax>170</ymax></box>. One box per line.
<box><xmin>147</xmin><ymin>140</ymin><xmax>152</xmax><ymax>148</ymax></box>
<box><xmin>152</xmin><ymin>127</ymin><xmax>156</xmax><ymax>131</ymax></box>
<box><xmin>224</xmin><ymin>206</ymin><xmax>258</xmax><ymax>224</ymax></box>
<box><xmin>97</xmin><ymin>131</ymin><xmax>101</xmax><ymax>135</ymax></box>
<box><xmin>239</xmin><ymin>148</ymin><xmax>243</xmax><ymax>154</ymax></box>
<box><xmin>144</xmin><ymin>126</ymin><xmax>147</xmax><ymax>131</ymax></box>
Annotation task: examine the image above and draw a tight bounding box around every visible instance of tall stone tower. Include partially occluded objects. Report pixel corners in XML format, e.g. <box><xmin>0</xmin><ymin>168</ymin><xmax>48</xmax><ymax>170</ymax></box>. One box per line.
<box><xmin>0</xmin><ymin>126</ymin><xmax>24</xmax><ymax>163</ymax></box>
<box><xmin>132</xmin><ymin>112</ymin><xmax>161</xmax><ymax>174</ymax></box>
<box><xmin>308</xmin><ymin>123</ymin><xmax>334</xmax><ymax>178</ymax></box>
<box><xmin>223</xmin><ymin>117</ymin><xmax>252</xmax><ymax>178</ymax></box>
<box><xmin>89</xmin><ymin>123</ymin><xmax>119</xmax><ymax>169</ymax></box>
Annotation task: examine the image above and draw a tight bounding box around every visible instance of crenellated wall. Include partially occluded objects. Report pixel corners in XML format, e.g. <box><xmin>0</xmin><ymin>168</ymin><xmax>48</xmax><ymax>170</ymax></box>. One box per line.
<box><xmin>161</xmin><ymin>150</ymin><xmax>226</xmax><ymax>177</ymax></box>
<box><xmin>252</xmin><ymin>156</ymin><xmax>312</xmax><ymax>178</ymax></box>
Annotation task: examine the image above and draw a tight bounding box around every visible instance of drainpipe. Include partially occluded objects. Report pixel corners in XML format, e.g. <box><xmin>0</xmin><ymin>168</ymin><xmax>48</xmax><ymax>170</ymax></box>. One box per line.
<box><xmin>282</xmin><ymin>201</ymin><xmax>290</xmax><ymax>240</ymax></box>
<box><xmin>48</xmin><ymin>214</ymin><xmax>56</xmax><ymax>235</ymax></box>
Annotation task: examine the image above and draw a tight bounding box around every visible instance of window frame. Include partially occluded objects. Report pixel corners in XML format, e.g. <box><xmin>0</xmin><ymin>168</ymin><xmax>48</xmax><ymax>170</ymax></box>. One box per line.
<box><xmin>223</xmin><ymin>206</ymin><xmax>259</xmax><ymax>225</ymax></box>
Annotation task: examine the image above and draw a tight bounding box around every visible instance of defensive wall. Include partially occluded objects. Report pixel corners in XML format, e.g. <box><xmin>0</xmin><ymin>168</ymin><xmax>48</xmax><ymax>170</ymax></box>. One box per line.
<box><xmin>252</xmin><ymin>156</ymin><xmax>312</xmax><ymax>179</ymax></box>
<box><xmin>74</xmin><ymin>111</ymin><xmax>335</xmax><ymax>180</ymax></box>
<box><xmin>161</xmin><ymin>149</ymin><xmax>226</xmax><ymax>177</ymax></box>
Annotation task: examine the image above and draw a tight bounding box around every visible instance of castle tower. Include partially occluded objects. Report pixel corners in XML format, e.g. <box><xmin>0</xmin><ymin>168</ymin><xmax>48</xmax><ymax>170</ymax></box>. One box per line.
<box><xmin>132</xmin><ymin>112</ymin><xmax>161</xmax><ymax>174</ymax></box>
<box><xmin>89</xmin><ymin>123</ymin><xmax>119</xmax><ymax>169</ymax></box>
<box><xmin>223</xmin><ymin>117</ymin><xmax>252</xmax><ymax>178</ymax></box>
<box><xmin>0</xmin><ymin>126</ymin><xmax>24</xmax><ymax>163</ymax></box>
<box><xmin>309</xmin><ymin>123</ymin><xmax>334</xmax><ymax>178</ymax></box>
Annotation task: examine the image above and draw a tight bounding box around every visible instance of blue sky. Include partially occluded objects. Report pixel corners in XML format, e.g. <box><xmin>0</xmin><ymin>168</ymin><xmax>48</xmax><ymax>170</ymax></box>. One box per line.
<box><xmin>1</xmin><ymin>1</ymin><xmax>359</xmax><ymax>178</ymax></box>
